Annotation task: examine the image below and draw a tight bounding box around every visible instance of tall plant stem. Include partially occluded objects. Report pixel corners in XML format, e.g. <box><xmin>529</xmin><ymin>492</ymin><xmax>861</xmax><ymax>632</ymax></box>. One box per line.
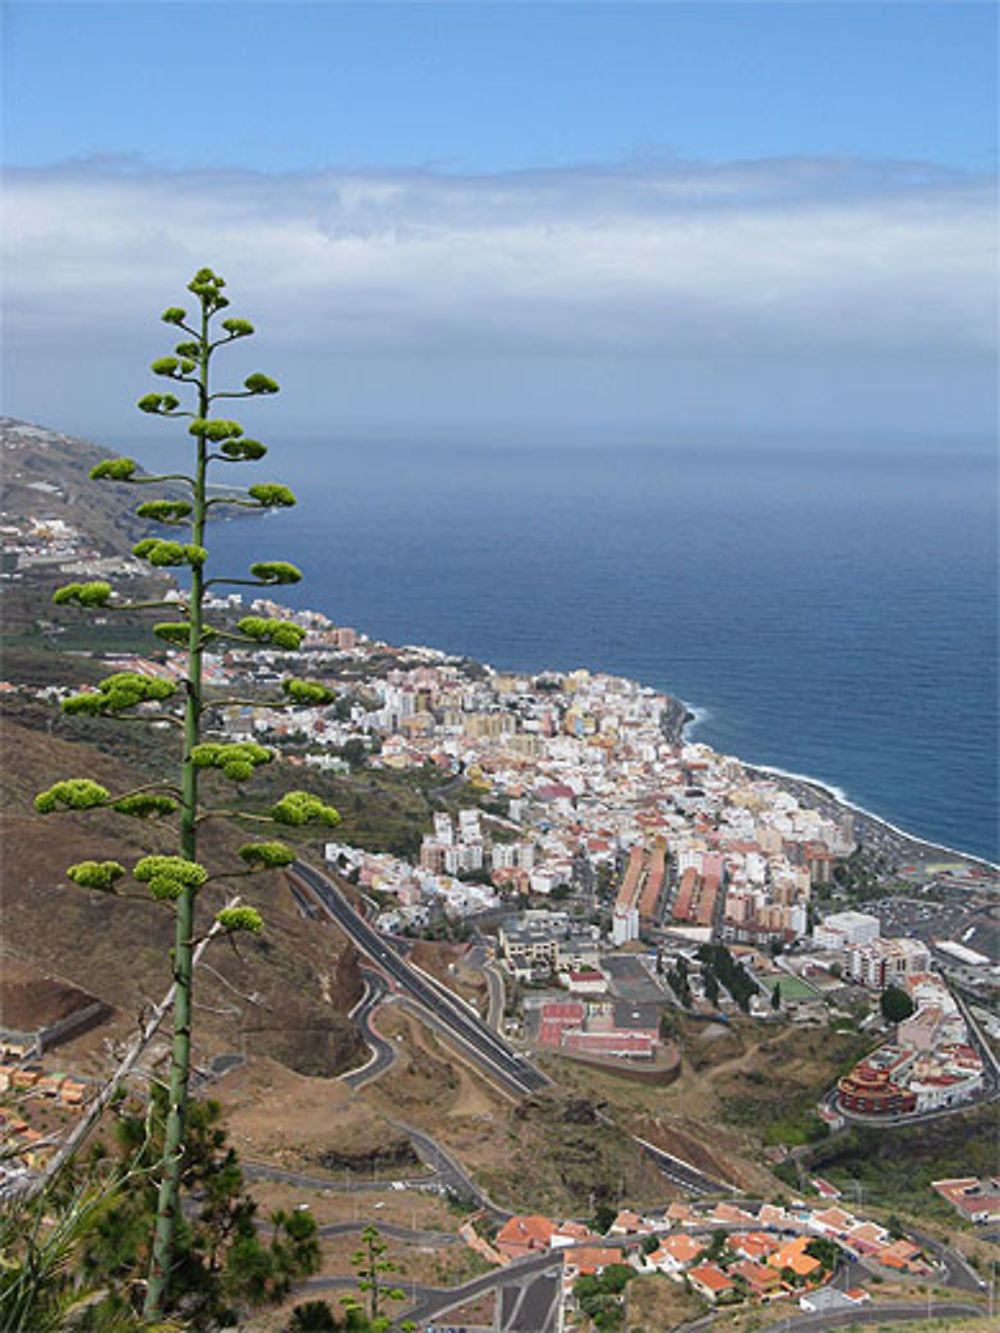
<box><xmin>144</xmin><ymin>301</ymin><xmax>211</xmax><ymax>1321</ymax></box>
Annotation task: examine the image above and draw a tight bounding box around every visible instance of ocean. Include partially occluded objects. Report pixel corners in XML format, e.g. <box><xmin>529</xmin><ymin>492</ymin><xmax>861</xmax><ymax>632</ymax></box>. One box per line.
<box><xmin>129</xmin><ymin>433</ymin><xmax>998</xmax><ymax>864</ymax></box>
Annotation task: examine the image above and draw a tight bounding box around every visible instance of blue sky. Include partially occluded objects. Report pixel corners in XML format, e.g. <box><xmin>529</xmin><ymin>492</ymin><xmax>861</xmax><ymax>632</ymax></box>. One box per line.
<box><xmin>5</xmin><ymin>3</ymin><xmax>997</xmax><ymax>172</ymax></box>
<box><xmin>2</xmin><ymin>2</ymin><xmax>997</xmax><ymax>442</ymax></box>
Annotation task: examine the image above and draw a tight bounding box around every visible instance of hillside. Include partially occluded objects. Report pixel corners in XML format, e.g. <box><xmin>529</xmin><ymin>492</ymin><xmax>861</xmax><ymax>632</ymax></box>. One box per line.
<box><xmin>1</xmin><ymin>417</ymin><xmax>170</xmax><ymax>557</ymax></box>
<box><xmin>0</xmin><ymin>715</ymin><xmax>367</xmax><ymax>1078</ymax></box>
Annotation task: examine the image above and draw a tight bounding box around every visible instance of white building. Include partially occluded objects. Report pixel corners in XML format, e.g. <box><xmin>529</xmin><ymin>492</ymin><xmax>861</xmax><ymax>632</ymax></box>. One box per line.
<box><xmin>813</xmin><ymin>910</ymin><xmax>880</xmax><ymax>951</ymax></box>
<box><xmin>847</xmin><ymin>936</ymin><xmax>931</xmax><ymax>989</ymax></box>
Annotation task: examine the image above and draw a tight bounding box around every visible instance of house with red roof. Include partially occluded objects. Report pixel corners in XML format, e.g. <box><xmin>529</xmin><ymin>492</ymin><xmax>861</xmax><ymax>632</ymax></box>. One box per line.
<box><xmin>731</xmin><ymin>1232</ymin><xmax>781</xmax><ymax>1263</ymax></box>
<box><xmin>655</xmin><ymin>1232</ymin><xmax>703</xmax><ymax>1271</ymax></box>
<box><xmin>495</xmin><ymin>1214</ymin><xmax>556</xmax><ymax>1262</ymax></box>
<box><xmin>550</xmin><ymin>1219</ymin><xmax>597</xmax><ymax>1249</ymax></box>
<box><xmin>564</xmin><ymin>1245</ymin><xmax>625</xmax><ymax>1278</ymax></box>
<box><xmin>688</xmin><ymin>1263</ymin><xmax>736</xmax><ymax>1302</ymax></box>
<box><xmin>732</xmin><ymin>1259</ymin><xmax>783</xmax><ymax>1298</ymax></box>
<box><xmin>767</xmin><ymin>1237</ymin><xmax>821</xmax><ymax>1279</ymax></box>
<box><xmin>609</xmin><ymin>1209</ymin><xmax>647</xmax><ymax>1235</ymax></box>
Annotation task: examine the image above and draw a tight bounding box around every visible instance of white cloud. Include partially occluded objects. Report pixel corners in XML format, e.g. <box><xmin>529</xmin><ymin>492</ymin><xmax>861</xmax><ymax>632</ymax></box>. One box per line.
<box><xmin>2</xmin><ymin>157</ymin><xmax>995</xmax><ymax>435</ymax></box>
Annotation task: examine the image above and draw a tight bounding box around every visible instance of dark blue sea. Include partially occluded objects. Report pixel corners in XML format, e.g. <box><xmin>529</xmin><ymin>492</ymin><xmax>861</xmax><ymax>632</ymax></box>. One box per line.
<box><xmin>129</xmin><ymin>433</ymin><xmax>998</xmax><ymax>864</ymax></box>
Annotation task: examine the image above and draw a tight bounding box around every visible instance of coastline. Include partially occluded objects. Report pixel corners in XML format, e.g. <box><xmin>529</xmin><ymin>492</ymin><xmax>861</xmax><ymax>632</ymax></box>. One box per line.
<box><xmin>741</xmin><ymin>760</ymin><xmax>997</xmax><ymax>874</ymax></box>
<box><xmin>670</xmin><ymin>696</ymin><xmax>996</xmax><ymax>874</ymax></box>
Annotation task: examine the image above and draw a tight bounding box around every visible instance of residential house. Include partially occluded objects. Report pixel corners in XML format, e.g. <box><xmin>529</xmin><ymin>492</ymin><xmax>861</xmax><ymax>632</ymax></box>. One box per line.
<box><xmin>495</xmin><ymin>1214</ymin><xmax>556</xmax><ymax>1262</ymax></box>
<box><xmin>688</xmin><ymin>1263</ymin><xmax>736</xmax><ymax>1303</ymax></box>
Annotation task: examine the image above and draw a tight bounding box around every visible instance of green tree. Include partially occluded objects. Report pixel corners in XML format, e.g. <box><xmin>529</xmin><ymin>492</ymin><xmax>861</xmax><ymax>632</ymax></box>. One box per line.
<box><xmin>61</xmin><ymin>1089</ymin><xmax>320</xmax><ymax>1328</ymax></box>
<box><xmin>804</xmin><ymin>1237</ymin><xmax>841</xmax><ymax>1273</ymax></box>
<box><xmin>287</xmin><ymin>1301</ymin><xmax>338</xmax><ymax>1331</ymax></box>
<box><xmin>880</xmin><ymin>985</ymin><xmax>916</xmax><ymax>1024</ymax></box>
<box><xmin>771</xmin><ymin>982</ymin><xmax>782</xmax><ymax>1010</ymax></box>
<box><xmin>36</xmin><ymin>268</ymin><xmax>340</xmax><ymax>1321</ymax></box>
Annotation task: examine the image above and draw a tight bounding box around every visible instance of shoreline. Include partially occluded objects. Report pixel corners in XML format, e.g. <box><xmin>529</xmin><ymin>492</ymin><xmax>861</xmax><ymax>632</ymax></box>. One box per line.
<box><xmin>673</xmin><ymin>701</ymin><xmax>996</xmax><ymax>873</ymax></box>
<box><xmin>742</xmin><ymin>760</ymin><xmax>998</xmax><ymax>874</ymax></box>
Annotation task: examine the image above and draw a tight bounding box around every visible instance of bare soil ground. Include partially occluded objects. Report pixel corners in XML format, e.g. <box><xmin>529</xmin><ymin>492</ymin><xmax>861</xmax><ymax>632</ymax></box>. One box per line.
<box><xmin>407</xmin><ymin>938</ymin><xmax>488</xmax><ymax>1011</ymax></box>
<box><xmin>215</xmin><ymin>1057</ymin><xmax>415</xmax><ymax>1174</ymax></box>
<box><xmin>624</xmin><ymin>1271</ymin><xmax>704</xmax><ymax>1332</ymax></box>
<box><xmin>1</xmin><ymin>719</ymin><xmax>367</xmax><ymax>1079</ymax></box>
<box><xmin>246</xmin><ymin>1176</ymin><xmax>459</xmax><ymax>1233</ymax></box>
<box><xmin>0</xmin><ymin>959</ymin><xmax>102</xmax><ymax>1030</ymax></box>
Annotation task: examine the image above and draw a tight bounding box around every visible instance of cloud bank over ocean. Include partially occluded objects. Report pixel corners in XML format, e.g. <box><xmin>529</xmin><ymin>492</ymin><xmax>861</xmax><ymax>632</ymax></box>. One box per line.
<box><xmin>4</xmin><ymin>156</ymin><xmax>995</xmax><ymax>439</ymax></box>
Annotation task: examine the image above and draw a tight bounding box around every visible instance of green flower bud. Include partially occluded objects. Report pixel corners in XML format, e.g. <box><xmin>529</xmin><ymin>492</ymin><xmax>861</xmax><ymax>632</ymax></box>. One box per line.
<box><xmin>153</xmin><ymin>622</ymin><xmax>193</xmax><ymax>645</ymax></box>
<box><xmin>34</xmin><ymin>779</ymin><xmax>110</xmax><ymax>814</ymax></box>
<box><xmin>62</xmin><ymin>672</ymin><xmax>177</xmax><ymax>716</ymax></box>
<box><xmin>248</xmin><ymin>483</ymin><xmax>296</xmax><ymax>508</ymax></box>
<box><xmin>90</xmin><ymin>457</ymin><xmax>137</xmax><ymax>482</ymax></box>
<box><xmin>216</xmin><ymin>906</ymin><xmax>263</xmax><ymax>934</ymax></box>
<box><xmin>268</xmin><ymin>791</ymin><xmax>341</xmax><ymax>828</ymax></box>
<box><xmin>190</xmin><ymin>742</ymin><xmax>271</xmax><ymax>779</ymax></box>
<box><xmin>220</xmin><ymin>438</ymin><xmax>267</xmax><ymax>461</ymax></box>
<box><xmin>189</xmin><ymin>417</ymin><xmax>244</xmax><ymax>442</ymax></box>
<box><xmin>243</xmin><ymin>372</ymin><xmax>280</xmax><ymax>395</ymax></box>
<box><xmin>134</xmin><ymin>855</ymin><xmax>209</xmax><ymax>895</ymax></box>
<box><xmin>151</xmin><ymin>356</ymin><xmax>180</xmax><ymax>377</ymax></box>
<box><xmin>135</xmin><ymin>500</ymin><xmax>193</xmax><ymax>523</ymax></box>
<box><xmin>138</xmin><ymin>393</ymin><xmax>163</xmax><ymax>413</ymax></box>
<box><xmin>249</xmin><ymin>561</ymin><xmax>302</xmax><ymax>585</ymax></box>
<box><xmin>53</xmin><ymin>581</ymin><xmax>112</xmax><ymax>607</ymax></box>
<box><xmin>236</xmin><ymin>616</ymin><xmax>306</xmax><ymax>649</ymax></box>
<box><xmin>221</xmin><ymin>318</ymin><xmax>254</xmax><ymax>337</ymax></box>
<box><xmin>67</xmin><ymin>860</ymin><xmax>126</xmax><ymax>891</ymax></box>
<box><xmin>161</xmin><ymin>307</ymin><xmax>187</xmax><ymax>324</ymax></box>
<box><xmin>239</xmin><ymin>840</ymin><xmax>295</xmax><ymax>869</ymax></box>
<box><xmin>282</xmin><ymin>678</ymin><xmax>335</xmax><ymax>705</ymax></box>
<box><xmin>111</xmin><ymin>794</ymin><xmax>179</xmax><ymax>818</ymax></box>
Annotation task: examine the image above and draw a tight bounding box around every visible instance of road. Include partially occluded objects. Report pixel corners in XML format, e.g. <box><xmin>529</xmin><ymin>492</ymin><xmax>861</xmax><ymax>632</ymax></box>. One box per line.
<box><xmin>390</xmin><ymin>1247</ymin><xmax>564</xmax><ymax>1331</ymax></box>
<box><xmin>393</xmin><ymin>1121</ymin><xmax>511</xmax><ymax>1222</ymax></box>
<box><xmin>768</xmin><ymin>1301</ymin><xmax>984</xmax><ymax>1332</ymax></box>
<box><xmin>494</xmin><ymin>1265</ymin><xmax>563</xmax><ymax>1333</ymax></box>
<box><xmin>467</xmin><ymin>940</ymin><xmax>507</xmax><ymax>1033</ymax></box>
<box><xmin>243</xmin><ymin>1122</ymin><xmax>509</xmax><ymax>1219</ymax></box>
<box><xmin>242</xmin><ymin>1160</ymin><xmax>436</xmax><ymax>1194</ymax></box>
<box><xmin>630</xmin><ymin>1134</ymin><xmax>734</xmax><ymax>1196</ymax></box>
<box><xmin>341</xmin><ymin>967</ymin><xmax>398</xmax><ymax>1090</ymax></box>
<box><xmin>299</xmin><ymin>1246</ymin><xmax>561</xmax><ymax>1327</ymax></box>
<box><xmin>290</xmin><ymin>861</ymin><xmax>549</xmax><ymax>1097</ymax></box>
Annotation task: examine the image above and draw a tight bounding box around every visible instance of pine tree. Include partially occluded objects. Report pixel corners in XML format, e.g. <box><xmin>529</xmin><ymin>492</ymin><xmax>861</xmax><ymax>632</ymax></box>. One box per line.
<box><xmin>36</xmin><ymin>268</ymin><xmax>341</xmax><ymax>1320</ymax></box>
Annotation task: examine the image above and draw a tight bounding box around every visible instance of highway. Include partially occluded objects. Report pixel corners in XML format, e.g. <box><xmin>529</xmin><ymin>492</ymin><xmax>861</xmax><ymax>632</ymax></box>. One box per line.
<box><xmin>290</xmin><ymin>861</ymin><xmax>549</xmax><ymax>1097</ymax></box>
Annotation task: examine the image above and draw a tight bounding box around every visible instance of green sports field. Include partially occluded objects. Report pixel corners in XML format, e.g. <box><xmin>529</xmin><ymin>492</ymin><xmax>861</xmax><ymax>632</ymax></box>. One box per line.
<box><xmin>757</xmin><ymin>972</ymin><xmax>819</xmax><ymax>1001</ymax></box>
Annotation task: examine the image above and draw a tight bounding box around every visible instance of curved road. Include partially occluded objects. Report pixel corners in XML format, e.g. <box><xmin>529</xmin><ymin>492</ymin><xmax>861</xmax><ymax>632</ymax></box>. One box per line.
<box><xmin>290</xmin><ymin>861</ymin><xmax>548</xmax><ymax>1097</ymax></box>
<box><xmin>341</xmin><ymin>967</ymin><xmax>398</xmax><ymax>1090</ymax></box>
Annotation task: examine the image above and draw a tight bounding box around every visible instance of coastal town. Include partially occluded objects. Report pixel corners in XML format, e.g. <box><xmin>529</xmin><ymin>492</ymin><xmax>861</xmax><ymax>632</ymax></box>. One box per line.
<box><xmin>2</xmin><ymin>428</ymin><xmax>998</xmax><ymax>1332</ymax></box>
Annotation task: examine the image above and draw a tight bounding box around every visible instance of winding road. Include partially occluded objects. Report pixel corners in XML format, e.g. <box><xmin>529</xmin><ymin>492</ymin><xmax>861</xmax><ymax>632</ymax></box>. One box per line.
<box><xmin>289</xmin><ymin>860</ymin><xmax>549</xmax><ymax>1097</ymax></box>
<box><xmin>341</xmin><ymin>966</ymin><xmax>399</xmax><ymax>1090</ymax></box>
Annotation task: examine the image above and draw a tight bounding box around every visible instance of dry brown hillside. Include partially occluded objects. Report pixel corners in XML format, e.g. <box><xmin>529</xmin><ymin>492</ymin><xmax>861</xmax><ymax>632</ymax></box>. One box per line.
<box><xmin>0</xmin><ymin>717</ymin><xmax>366</xmax><ymax>1078</ymax></box>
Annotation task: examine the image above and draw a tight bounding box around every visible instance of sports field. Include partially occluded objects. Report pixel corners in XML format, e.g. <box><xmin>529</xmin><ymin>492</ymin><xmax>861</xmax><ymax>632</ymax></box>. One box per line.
<box><xmin>757</xmin><ymin>972</ymin><xmax>819</xmax><ymax>1001</ymax></box>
